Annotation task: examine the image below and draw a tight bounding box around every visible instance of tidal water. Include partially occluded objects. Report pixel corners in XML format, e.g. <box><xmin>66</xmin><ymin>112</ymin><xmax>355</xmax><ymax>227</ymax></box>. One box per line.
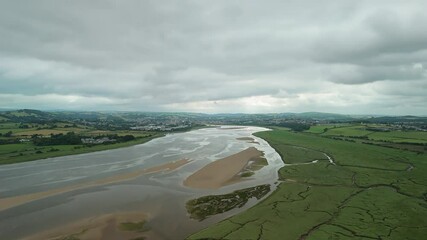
<box><xmin>0</xmin><ymin>126</ymin><xmax>284</xmax><ymax>239</ymax></box>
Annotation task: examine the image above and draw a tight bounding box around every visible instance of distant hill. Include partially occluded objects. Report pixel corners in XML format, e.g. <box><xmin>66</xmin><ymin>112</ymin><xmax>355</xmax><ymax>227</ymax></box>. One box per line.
<box><xmin>276</xmin><ymin>112</ymin><xmax>354</xmax><ymax>121</ymax></box>
<box><xmin>1</xmin><ymin>109</ymin><xmax>426</xmax><ymax>125</ymax></box>
<box><xmin>0</xmin><ymin>109</ymin><xmax>57</xmax><ymax>123</ymax></box>
<box><xmin>362</xmin><ymin>115</ymin><xmax>427</xmax><ymax>124</ymax></box>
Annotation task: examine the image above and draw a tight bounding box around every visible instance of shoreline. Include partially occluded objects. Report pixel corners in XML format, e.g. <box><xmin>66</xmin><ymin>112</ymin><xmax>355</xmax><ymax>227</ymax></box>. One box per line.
<box><xmin>0</xmin><ymin>134</ymin><xmax>164</xmax><ymax>165</ymax></box>
<box><xmin>0</xmin><ymin>125</ymin><xmax>210</xmax><ymax>165</ymax></box>
<box><xmin>183</xmin><ymin>147</ymin><xmax>264</xmax><ymax>189</ymax></box>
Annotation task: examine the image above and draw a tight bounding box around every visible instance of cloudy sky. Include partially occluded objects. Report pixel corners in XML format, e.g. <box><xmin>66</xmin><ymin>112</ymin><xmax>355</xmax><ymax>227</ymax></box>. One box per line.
<box><xmin>1</xmin><ymin>0</ymin><xmax>426</xmax><ymax>115</ymax></box>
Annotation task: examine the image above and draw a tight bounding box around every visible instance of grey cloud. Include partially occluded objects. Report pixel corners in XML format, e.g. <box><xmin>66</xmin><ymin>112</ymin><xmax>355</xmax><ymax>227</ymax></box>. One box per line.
<box><xmin>0</xmin><ymin>0</ymin><xmax>426</xmax><ymax>114</ymax></box>
<box><xmin>325</xmin><ymin>64</ymin><xmax>426</xmax><ymax>84</ymax></box>
<box><xmin>311</xmin><ymin>3</ymin><xmax>427</xmax><ymax>62</ymax></box>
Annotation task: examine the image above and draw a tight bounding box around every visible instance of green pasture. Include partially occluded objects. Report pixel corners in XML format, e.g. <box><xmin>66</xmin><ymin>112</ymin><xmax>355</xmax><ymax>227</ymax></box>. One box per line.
<box><xmin>0</xmin><ymin>123</ymin><xmax>19</xmax><ymax>129</ymax></box>
<box><xmin>322</xmin><ymin>125</ymin><xmax>371</xmax><ymax>137</ymax></box>
<box><xmin>368</xmin><ymin>131</ymin><xmax>427</xmax><ymax>144</ymax></box>
<box><xmin>305</xmin><ymin>124</ymin><xmax>329</xmax><ymax>133</ymax></box>
<box><xmin>307</xmin><ymin>123</ymin><xmax>427</xmax><ymax>145</ymax></box>
<box><xmin>305</xmin><ymin>124</ymin><xmax>352</xmax><ymax>134</ymax></box>
<box><xmin>188</xmin><ymin>129</ymin><xmax>427</xmax><ymax>239</ymax></box>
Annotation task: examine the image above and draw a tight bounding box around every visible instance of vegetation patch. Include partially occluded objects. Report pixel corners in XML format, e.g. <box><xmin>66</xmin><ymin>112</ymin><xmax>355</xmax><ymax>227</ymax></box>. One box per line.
<box><xmin>267</xmin><ymin>143</ymin><xmax>328</xmax><ymax>164</ymax></box>
<box><xmin>240</xmin><ymin>171</ymin><xmax>255</xmax><ymax>177</ymax></box>
<box><xmin>238</xmin><ymin>156</ymin><xmax>269</xmax><ymax>178</ymax></box>
<box><xmin>119</xmin><ymin>220</ymin><xmax>148</xmax><ymax>232</ymax></box>
<box><xmin>186</xmin><ymin>184</ymin><xmax>270</xmax><ymax>221</ymax></box>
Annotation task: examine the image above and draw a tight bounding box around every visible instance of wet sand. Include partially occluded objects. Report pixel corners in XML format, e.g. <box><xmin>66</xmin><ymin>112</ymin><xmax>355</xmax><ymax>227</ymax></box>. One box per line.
<box><xmin>218</xmin><ymin>126</ymin><xmax>246</xmax><ymax>130</ymax></box>
<box><xmin>184</xmin><ymin>147</ymin><xmax>263</xmax><ymax>189</ymax></box>
<box><xmin>24</xmin><ymin>212</ymin><xmax>149</xmax><ymax>240</ymax></box>
<box><xmin>236</xmin><ymin>137</ymin><xmax>255</xmax><ymax>141</ymax></box>
<box><xmin>0</xmin><ymin>158</ymin><xmax>191</xmax><ymax>211</ymax></box>
<box><xmin>236</xmin><ymin>137</ymin><xmax>259</xmax><ymax>144</ymax></box>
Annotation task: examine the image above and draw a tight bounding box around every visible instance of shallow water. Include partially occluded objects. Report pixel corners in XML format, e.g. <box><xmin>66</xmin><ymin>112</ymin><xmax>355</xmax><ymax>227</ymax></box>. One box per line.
<box><xmin>0</xmin><ymin>126</ymin><xmax>283</xmax><ymax>239</ymax></box>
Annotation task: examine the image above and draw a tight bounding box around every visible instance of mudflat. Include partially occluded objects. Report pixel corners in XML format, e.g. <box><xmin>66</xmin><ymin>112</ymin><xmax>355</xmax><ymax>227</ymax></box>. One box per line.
<box><xmin>0</xmin><ymin>158</ymin><xmax>191</xmax><ymax>211</ymax></box>
<box><xmin>24</xmin><ymin>212</ymin><xmax>149</xmax><ymax>240</ymax></box>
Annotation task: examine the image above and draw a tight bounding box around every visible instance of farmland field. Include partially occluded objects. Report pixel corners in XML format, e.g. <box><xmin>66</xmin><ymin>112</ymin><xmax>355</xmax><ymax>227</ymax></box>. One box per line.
<box><xmin>321</xmin><ymin>125</ymin><xmax>372</xmax><ymax>137</ymax></box>
<box><xmin>306</xmin><ymin>124</ymin><xmax>427</xmax><ymax>145</ymax></box>
<box><xmin>368</xmin><ymin>131</ymin><xmax>427</xmax><ymax>144</ymax></box>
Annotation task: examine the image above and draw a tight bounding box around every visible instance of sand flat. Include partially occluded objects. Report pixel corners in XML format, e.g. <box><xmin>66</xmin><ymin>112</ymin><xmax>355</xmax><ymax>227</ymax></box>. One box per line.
<box><xmin>183</xmin><ymin>147</ymin><xmax>263</xmax><ymax>189</ymax></box>
<box><xmin>0</xmin><ymin>158</ymin><xmax>191</xmax><ymax>211</ymax></box>
<box><xmin>24</xmin><ymin>212</ymin><xmax>148</xmax><ymax>240</ymax></box>
<box><xmin>217</xmin><ymin>126</ymin><xmax>246</xmax><ymax>130</ymax></box>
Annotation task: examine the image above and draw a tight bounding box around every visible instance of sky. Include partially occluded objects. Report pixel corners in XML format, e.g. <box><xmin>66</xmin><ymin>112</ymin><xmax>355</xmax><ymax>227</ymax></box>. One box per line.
<box><xmin>1</xmin><ymin>0</ymin><xmax>426</xmax><ymax>115</ymax></box>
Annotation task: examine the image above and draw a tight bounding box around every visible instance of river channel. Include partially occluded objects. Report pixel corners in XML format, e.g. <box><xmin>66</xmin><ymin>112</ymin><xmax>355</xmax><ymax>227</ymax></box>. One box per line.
<box><xmin>0</xmin><ymin>126</ymin><xmax>283</xmax><ymax>240</ymax></box>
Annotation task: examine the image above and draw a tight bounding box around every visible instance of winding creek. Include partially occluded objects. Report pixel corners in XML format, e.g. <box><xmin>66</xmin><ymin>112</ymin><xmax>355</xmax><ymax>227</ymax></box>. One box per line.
<box><xmin>0</xmin><ymin>126</ymin><xmax>284</xmax><ymax>240</ymax></box>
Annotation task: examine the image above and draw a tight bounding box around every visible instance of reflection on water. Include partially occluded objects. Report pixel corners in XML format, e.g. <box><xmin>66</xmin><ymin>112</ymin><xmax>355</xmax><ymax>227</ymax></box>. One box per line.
<box><xmin>0</xmin><ymin>126</ymin><xmax>284</xmax><ymax>240</ymax></box>
<box><xmin>186</xmin><ymin>184</ymin><xmax>271</xmax><ymax>221</ymax></box>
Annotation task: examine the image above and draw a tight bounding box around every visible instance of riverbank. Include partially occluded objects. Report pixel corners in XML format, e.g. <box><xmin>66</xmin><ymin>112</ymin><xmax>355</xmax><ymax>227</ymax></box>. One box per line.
<box><xmin>0</xmin><ymin>134</ymin><xmax>164</xmax><ymax>165</ymax></box>
<box><xmin>188</xmin><ymin>129</ymin><xmax>427</xmax><ymax>239</ymax></box>
<box><xmin>0</xmin><ymin>126</ymin><xmax>211</xmax><ymax>165</ymax></box>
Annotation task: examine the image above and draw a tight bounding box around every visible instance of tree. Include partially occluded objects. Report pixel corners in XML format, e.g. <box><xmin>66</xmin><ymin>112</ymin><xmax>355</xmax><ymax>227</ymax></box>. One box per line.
<box><xmin>33</xmin><ymin>132</ymin><xmax>82</xmax><ymax>146</ymax></box>
<box><xmin>121</xmin><ymin>135</ymin><xmax>135</xmax><ymax>142</ymax></box>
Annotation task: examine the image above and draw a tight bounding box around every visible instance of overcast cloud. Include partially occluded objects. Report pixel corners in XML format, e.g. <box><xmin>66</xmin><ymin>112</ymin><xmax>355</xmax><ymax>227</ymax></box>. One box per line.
<box><xmin>1</xmin><ymin>0</ymin><xmax>426</xmax><ymax>114</ymax></box>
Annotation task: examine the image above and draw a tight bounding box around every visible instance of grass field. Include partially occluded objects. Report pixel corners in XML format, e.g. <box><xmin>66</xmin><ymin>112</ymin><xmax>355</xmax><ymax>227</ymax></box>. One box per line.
<box><xmin>305</xmin><ymin>124</ymin><xmax>350</xmax><ymax>134</ymax></box>
<box><xmin>188</xmin><ymin>129</ymin><xmax>427</xmax><ymax>239</ymax></box>
<box><xmin>368</xmin><ymin>131</ymin><xmax>427</xmax><ymax>144</ymax></box>
<box><xmin>322</xmin><ymin>125</ymin><xmax>372</xmax><ymax>137</ymax></box>
<box><xmin>306</xmin><ymin>124</ymin><xmax>427</xmax><ymax>145</ymax></box>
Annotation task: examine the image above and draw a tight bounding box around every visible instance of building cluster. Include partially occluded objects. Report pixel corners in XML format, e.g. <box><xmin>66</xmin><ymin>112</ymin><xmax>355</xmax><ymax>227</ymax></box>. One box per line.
<box><xmin>130</xmin><ymin>124</ymin><xmax>190</xmax><ymax>131</ymax></box>
<box><xmin>81</xmin><ymin>137</ymin><xmax>116</xmax><ymax>144</ymax></box>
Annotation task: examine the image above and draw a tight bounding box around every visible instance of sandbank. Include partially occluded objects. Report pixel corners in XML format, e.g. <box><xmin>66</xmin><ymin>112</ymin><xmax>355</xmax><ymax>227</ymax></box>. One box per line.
<box><xmin>183</xmin><ymin>147</ymin><xmax>263</xmax><ymax>189</ymax></box>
